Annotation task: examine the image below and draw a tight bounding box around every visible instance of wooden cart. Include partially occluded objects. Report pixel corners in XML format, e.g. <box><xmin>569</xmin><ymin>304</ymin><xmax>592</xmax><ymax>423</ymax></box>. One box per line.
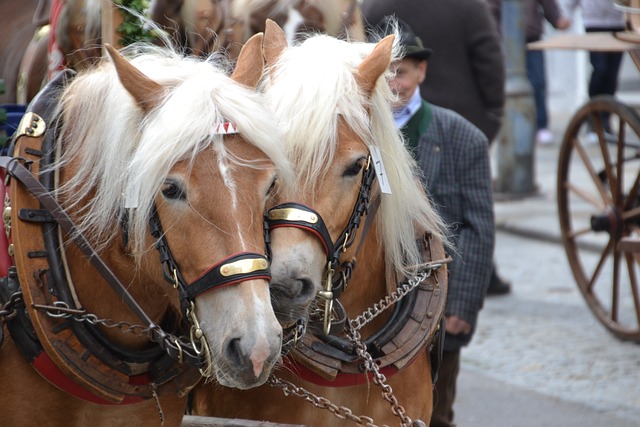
<box><xmin>529</xmin><ymin>2</ymin><xmax>640</xmax><ymax>342</ymax></box>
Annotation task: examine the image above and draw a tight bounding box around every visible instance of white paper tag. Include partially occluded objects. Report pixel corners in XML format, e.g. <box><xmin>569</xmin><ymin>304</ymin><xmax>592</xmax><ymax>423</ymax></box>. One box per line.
<box><xmin>368</xmin><ymin>145</ymin><xmax>392</xmax><ymax>194</ymax></box>
<box><xmin>125</xmin><ymin>183</ymin><xmax>139</xmax><ymax>209</ymax></box>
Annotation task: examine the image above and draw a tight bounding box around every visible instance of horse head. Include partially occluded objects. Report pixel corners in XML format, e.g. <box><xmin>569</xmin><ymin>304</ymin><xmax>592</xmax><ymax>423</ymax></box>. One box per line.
<box><xmin>55</xmin><ymin>34</ymin><xmax>289</xmax><ymax>389</ymax></box>
<box><xmin>150</xmin><ymin>0</ymin><xmax>231</xmax><ymax>56</ymax></box>
<box><xmin>232</xmin><ymin>0</ymin><xmax>365</xmax><ymax>47</ymax></box>
<box><xmin>261</xmin><ymin>20</ymin><xmax>444</xmax><ymax>337</ymax></box>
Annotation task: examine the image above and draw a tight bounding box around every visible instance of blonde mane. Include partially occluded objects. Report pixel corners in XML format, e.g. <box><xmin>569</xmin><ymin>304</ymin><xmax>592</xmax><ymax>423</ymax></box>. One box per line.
<box><xmin>53</xmin><ymin>44</ymin><xmax>290</xmax><ymax>256</ymax></box>
<box><xmin>263</xmin><ymin>34</ymin><xmax>447</xmax><ymax>278</ymax></box>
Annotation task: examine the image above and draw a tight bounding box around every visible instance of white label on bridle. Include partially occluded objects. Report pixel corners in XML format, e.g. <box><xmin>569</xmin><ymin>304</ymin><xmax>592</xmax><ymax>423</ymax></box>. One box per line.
<box><xmin>369</xmin><ymin>145</ymin><xmax>392</xmax><ymax>194</ymax></box>
<box><xmin>125</xmin><ymin>184</ymin><xmax>139</xmax><ymax>209</ymax></box>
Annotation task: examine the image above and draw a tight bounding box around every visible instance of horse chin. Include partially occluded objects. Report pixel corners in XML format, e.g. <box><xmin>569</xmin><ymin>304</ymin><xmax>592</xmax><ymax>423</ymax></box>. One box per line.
<box><xmin>213</xmin><ymin>357</ymin><xmax>276</xmax><ymax>389</ymax></box>
<box><xmin>270</xmin><ymin>282</ymin><xmax>317</xmax><ymax>325</ymax></box>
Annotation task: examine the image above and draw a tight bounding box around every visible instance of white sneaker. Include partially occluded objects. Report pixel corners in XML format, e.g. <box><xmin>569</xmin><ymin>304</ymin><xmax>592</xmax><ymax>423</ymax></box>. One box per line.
<box><xmin>536</xmin><ymin>128</ymin><xmax>553</xmax><ymax>145</ymax></box>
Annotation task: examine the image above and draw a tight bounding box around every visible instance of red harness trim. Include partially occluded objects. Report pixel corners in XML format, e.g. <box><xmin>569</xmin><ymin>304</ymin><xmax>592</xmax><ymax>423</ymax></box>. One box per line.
<box><xmin>32</xmin><ymin>352</ymin><xmax>150</xmax><ymax>405</ymax></box>
<box><xmin>283</xmin><ymin>355</ymin><xmax>399</xmax><ymax>387</ymax></box>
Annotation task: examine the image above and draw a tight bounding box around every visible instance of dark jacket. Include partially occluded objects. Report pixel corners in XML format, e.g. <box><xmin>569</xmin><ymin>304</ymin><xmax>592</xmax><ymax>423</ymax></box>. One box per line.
<box><xmin>404</xmin><ymin>101</ymin><xmax>495</xmax><ymax>351</ymax></box>
<box><xmin>526</xmin><ymin>0</ymin><xmax>564</xmax><ymax>42</ymax></box>
<box><xmin>363</xmin><ymin>0</ymin><xmax>506</xmax><ymax>141</ymax></box>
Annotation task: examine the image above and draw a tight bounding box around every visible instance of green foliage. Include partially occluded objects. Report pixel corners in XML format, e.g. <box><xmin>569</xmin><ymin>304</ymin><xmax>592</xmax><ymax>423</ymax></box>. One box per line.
<box><xmin>114</xmin><ymin>0</ymin><xmax>155</xmax><ymax>46</ymax></box>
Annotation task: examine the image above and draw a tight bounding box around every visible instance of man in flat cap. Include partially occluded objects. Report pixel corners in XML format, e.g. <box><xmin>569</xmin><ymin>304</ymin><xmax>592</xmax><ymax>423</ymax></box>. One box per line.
<box><xmin>372</xmin><ymin>17</ymin><xmax>495</xmax><ymax>427</ymax></box>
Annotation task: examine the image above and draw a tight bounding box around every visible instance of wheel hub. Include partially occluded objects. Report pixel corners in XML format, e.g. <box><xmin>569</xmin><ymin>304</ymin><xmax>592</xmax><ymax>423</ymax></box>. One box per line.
<box><xmin>590</xmin><ymin>206</ymin><xmax>624</xmax><ymax>238</ymax></box>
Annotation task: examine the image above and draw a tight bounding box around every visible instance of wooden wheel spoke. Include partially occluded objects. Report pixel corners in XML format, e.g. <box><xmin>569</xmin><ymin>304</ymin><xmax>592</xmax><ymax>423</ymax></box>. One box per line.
<box><xmin>622</xmin><ymin>206</ymin><xmax>640</xmax><ymax>222</ymax></box>
<box><xmin>568</xmin><ymin>225</ymin><xmax>596</xmax><ymax>239</ymax></box>
<box><xmin>611</xmin><ymin>246</ymin><xmax>621</xmax><ymax>322</ymax></box>
<box><xmin>565</xmin><ymin>181</ymin><xmax>606</xmax><ymax>210</ymax></box>
<box><xmin>573</xmin><ymin>136</ymin><xmax>613</xmax><ymax>205</ymax></box>
<box><xmin>614</xmin><ymin>121</ymin><xmax>625</xmax><ymax>205</ymax></box>
<box><xmin>624</xmin><ymin>253</ymin><xmax>640</xmax><ymax>328</ymax></box>
<box><xmin>594</xmin><ymin>115</ymin><xmax>617</xmax><ymax>203</ymax></box>
<box><xmin>587</xmin><ymin>238</ymin><xmax>613</xmax><ymax>293</ymax></box>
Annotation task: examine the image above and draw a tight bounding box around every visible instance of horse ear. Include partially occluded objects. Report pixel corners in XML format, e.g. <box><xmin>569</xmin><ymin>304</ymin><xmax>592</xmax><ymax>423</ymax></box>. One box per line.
<box><xmin>231</xmin><ymin>33</ymin><xmax>264</xmax><ymax>88</ymax></box>
<box><xmin>355</xmin><ymin>34</ymin><xmax>395</xmax><ymax>98</ymax></box>
<box><xmin>263</xmin><ymin>19</ymin><xmax>287</xmax><ymax>69</ymax></box>
<box><xmin>104</xmin><ymin>44</ymin><xmax>164</xmax><ymax>112</ymax></box>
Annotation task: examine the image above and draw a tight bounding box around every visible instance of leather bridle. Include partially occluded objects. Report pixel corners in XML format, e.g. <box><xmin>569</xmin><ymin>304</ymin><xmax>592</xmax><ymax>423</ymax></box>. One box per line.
<box><xmin>0</xmin><ymin>70</ymin><xmax>272</xmax><ymax>403</ymax></box>
<box><xmin>265</xmin><ymin>155</ymin><xmax>377</xmax><ymax>335</ymax></box>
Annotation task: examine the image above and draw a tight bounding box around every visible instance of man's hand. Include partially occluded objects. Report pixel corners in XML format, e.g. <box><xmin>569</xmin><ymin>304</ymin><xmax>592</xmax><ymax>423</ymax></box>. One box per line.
<box><xmin>555</xmin><ymin>17</ymin><xmax>572</xmax><ymax>31</ymax></box>
<box><xmin>445</xmin><ymin>315</ymin><xmax>472</xmax><ymax>335</ymax></box>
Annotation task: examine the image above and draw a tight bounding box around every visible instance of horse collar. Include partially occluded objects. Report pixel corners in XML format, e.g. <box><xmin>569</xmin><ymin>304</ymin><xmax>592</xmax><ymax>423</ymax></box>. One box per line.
<box><xmin>288</xmin><ymin>233</ymin><xmax>450</xmax><ymax>386</ymax></box>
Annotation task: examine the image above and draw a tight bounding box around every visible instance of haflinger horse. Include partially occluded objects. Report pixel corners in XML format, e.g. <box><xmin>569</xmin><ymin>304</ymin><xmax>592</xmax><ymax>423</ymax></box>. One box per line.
<box><xmin>0</xmin><ymin>0</ymin><xmax>50</xmax><ymax>104</ymax></box>
<box><xmin>0</xmin><ymin>34</ymin><xmax>291</xmax><ymax>426</ymax></box>
<box><xmin>191</xmin><ymin>20</ymin><xmax>449</xmax><ymax>427</ymax></box>
<box><xmin>149</xmin><ymin>0</ymin><xmax>366</xmax><ymax>61</ymax></box>
<box><xmin>149</xmin><ymin>0</ymin><xmax>234</xmax><ymax>57</ymax></box>
<box><xmin>230</xmin><ymin>0</ymin><xmax>366</xmax><ymax>46</ymax></box>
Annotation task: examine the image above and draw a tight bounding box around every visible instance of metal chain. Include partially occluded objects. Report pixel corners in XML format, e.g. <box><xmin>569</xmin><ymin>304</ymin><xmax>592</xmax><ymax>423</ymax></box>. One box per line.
<box><xmin>268</xmin><ymin>267</ymin><xmax>443</xmax><ymax>427</ymax></box>
<box><xmin>350</xmin><ymin>261</ymin><xmax>443</xmax><ymax>331</ymax></box>
<box><xmin>0</xmin><ymin>291</ymin><xmax>23</xmax><ymax>321</ymax></box>
<box><xmin>267</xmin><ymin>376</ymin><xmax>382</xmax><ymax>427</ymax></box>
<box><xmin>347</xmin><ymin>324</ymin><xmax>413</xmax><ymax>426</ymax></box>
<box><xmin>31</xmin><ymin>302</ymin><xmax>153</xmax><ymax>337</ymax></box>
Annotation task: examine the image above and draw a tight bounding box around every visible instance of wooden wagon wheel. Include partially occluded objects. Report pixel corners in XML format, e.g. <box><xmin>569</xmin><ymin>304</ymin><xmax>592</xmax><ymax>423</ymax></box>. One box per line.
<box><xmin>557</xmin><ymin>95</ymin><xmax>640</xmax><ymax>342</ymax></box>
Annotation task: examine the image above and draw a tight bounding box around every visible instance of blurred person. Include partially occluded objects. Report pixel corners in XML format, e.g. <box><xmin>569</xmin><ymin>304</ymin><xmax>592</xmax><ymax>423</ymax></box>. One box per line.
<box><xmin>370</xmin><ymin>17</ymin><xmax>495</xmax><ymax>427</ymax></box>
<box><xmin>525</xmin><ymin>0</ymin><xmax>571</xmax><ymax>144</ymax></box>
<box><xmin>567</xmin><ymin>0</ymin><xmax>626</xmax><ymax>133</ymax></box>
<box><xmin>362</xmin><ymin>0</ymin><xmax>510</xmax><ymax>296</ymax></box>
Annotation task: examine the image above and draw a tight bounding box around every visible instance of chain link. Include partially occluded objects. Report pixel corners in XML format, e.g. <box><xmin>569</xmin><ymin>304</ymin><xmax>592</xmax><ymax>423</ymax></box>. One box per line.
<box><xmin>0</xmin><ymin>291</ymin><xmax>23</xmax><ymax>322</ymax></box>
<box><xmin>268</xmin><ymin>265</ymin><xmax>444</xmax><ymax>427</ymax></box>
<box><xmin>31</xmin><ymin>302</ymin><xmax>154</xmax><ymax>337</ymax></box>
<box><xmin>267</xmin><ymin>376</ymin><xmax>381</xmax><ymax>427</ymax></box>
<box><xmin>347</xmin><ymin>324</ymin><xmax>412</xmax><ymax>426</ymax></box>
<box><xmin>350</xmin><ymin>262</ymin><xmax>442</xmax><ymax>331</ymax></box>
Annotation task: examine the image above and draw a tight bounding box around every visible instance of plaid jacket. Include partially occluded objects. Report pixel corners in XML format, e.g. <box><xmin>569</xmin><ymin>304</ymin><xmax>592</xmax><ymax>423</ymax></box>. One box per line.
<box><xmin>407</xmin><ymin>102</ymin><xmax>495</xmax><ymax>351</ymax></box>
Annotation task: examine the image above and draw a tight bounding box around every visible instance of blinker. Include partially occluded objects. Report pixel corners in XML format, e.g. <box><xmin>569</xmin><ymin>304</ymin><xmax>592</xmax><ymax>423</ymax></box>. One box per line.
<box><xmin>268</xmin><ymin>207</ymin><xmax>318</xmax><ymax>224</ymax></box>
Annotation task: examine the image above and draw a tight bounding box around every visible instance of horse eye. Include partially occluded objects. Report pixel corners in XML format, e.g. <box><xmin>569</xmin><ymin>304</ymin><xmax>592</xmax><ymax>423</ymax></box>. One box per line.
<box><xmin>343</xmin><ymin>158</ymin><xmax>365</xmax><ymax>177</ymax></box>
<box><xmin>162</xmin><ymin>180</ymin><xmax>186</xmax><ymax>201</ymax></box>
<box><xmin>267</xmin><ymin>177</ymin><xmax>279</xmax><ymax>196</ymax></box>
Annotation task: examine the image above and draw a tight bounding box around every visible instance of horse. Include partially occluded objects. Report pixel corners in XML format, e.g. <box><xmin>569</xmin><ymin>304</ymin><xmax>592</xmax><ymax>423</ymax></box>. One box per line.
<box><xmin>0</xmin><ymin>0</ymin><xmax>103</xmax><ymax>105</ymax></box>
<box><xmin>191</xmin><ymin>20</ymin><xmax>449</xmax><ymax>427</ymax></box>
<box><xmin>230</xmin><ymin>0</ymin><xmax>366</xmax><ymax>44</ymax></box>
<box><xmin>0</xmin><ymin>0</ymin><xmax>50</xmax><ymax>104</ymax></box>
<box><xmin>149</xmin><ymin>0</ymin><xmax>235</xmax><ymax>57</ymax></box>
<box><xmin>0</xmin><ymin>34</ymin><xmax>291</xmax><ymax>426</ymax></box>
<box><xmin>49</xmin><ymin>0</ymin><xmax>103</xmax><ymax>77</ymax></box>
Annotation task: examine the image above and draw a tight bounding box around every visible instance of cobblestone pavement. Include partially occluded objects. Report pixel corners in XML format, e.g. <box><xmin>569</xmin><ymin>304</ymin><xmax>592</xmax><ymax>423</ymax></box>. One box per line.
<box><xmin>459</xmin><ymin>231</ymin><xmax>640</xmax><ymax>426</ymax></box>
<box><xmin>452</xmin><ymin>111</ymin><xmax>640</xmax><ymax>426</ymax></box>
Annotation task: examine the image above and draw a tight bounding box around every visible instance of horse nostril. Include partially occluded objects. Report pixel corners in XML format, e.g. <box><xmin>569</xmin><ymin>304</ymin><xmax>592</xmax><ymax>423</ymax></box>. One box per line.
<box><xmin>224</xmin><ymin>337</ymin><xmax>245</xmax><ymax>369</ymax></box>
<box><xmin>296</xmin><ymin>278</ymin><xmax>316</xmax><ymax>303</ymax></box>
<box><xmin>270</xmin><ymin>278</ymin><xmax>317</xmax><ymax>303</ymax></box>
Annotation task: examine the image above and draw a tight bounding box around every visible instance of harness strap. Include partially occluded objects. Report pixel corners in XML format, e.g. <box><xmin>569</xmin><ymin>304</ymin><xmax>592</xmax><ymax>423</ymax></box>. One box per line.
<box><xmin>266</xmin><ymin>202</ymin><xmax>335</xmax><ymax>257</ymax></box>
<box><xmin>185</xmin><ymin>252</ymin><xmax>270</xmax><ymax>299</ymax></box>
<box><xmin>148</xmin><ymin>207</ymin><xmax>271</xmax><ymax>302</ymax></box>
